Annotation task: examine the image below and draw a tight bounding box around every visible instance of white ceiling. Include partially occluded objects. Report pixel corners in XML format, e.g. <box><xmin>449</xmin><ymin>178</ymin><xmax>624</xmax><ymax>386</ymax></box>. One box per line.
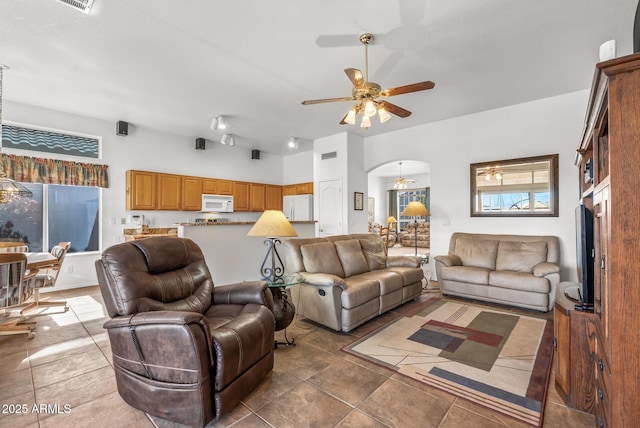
<box><xmin>0</xmin><ymin>0</ymin><xmax>636</xmax><ymax>157</ymax></box>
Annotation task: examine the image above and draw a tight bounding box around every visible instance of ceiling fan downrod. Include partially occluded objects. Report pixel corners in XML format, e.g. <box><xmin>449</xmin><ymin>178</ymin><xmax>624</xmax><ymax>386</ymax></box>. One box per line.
<box><xmin>360</xmin><ymin>33</ymin><xmax>373</xmax><ymax>84</ymax></box>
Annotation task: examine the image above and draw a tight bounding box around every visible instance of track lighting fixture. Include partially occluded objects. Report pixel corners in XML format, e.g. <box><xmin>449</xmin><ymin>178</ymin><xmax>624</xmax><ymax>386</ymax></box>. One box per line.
<box><xmin>288</xmin><ymin>137</ymin><xmax>299</xmax><ymax>149</ymax></box>
<box><xmin>221</xmin><ymin>134</ymin><xmax>235</xmax><ymax>146</ymax></box>
<box><xmin>210</xmin><ymin>115</ymin><xmax>227</xmax><ymax>130</ymax></box>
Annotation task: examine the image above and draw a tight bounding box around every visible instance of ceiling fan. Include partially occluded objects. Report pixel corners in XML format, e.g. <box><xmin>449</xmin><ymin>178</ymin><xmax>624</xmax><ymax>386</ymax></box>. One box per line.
<box><xmin>302</xmin><ymin>33</ymin><xmax>435</xmax><ymax>128</ymax></box>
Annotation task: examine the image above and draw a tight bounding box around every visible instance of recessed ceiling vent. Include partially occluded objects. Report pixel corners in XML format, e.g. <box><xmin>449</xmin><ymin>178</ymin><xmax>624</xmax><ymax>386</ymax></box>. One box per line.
<box><xmin>57</xmin><ymin>0</ymin><xmax>94</xmax><ymax>13</ymax></box>
<box><xmin>321</xmin><ymin>151</ymin><xmax>337</xmax><ymax>160</ymax></box>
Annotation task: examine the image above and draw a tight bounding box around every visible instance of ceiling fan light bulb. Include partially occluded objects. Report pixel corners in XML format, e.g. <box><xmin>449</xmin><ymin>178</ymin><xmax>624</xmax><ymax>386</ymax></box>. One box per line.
<box><xmin>496</xmin><ymin>172</ymin><xmax>502</xmax><ymax>180</ymax></box>
<box><xmin>364</xmin><ymin>100</ymin><xmax>377</xmax><ymax>117</ymax></box>
<box><xmin>378</xmin><ymin>107</ymin><xmax>391</xmax><ymax>123</ymax></box>
<box><xmin>345</xmin><ymin>108</ymin><xmax>357</xmax><ymax>125</ymax></box>
<box><xmin>360</xmin><ymin>115</ymin><xmax>371</xmax><ymax>128</ymax></box>
<box><xmin>485</xmin><ymin>174</ymin><xmax>490</xmax><ymax>181</ymax></box>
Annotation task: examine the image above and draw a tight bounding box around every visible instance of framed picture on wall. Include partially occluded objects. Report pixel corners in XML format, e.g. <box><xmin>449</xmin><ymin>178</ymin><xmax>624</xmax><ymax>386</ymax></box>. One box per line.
<box><xmin>368</xmin><ymin>197</ymin><xmax>375</xmax><ymax>222</ymax></box>
<box><xmin>354</xmin><ymin>192</ymin><xmax>364</xmax><ymax>210</ymax></box>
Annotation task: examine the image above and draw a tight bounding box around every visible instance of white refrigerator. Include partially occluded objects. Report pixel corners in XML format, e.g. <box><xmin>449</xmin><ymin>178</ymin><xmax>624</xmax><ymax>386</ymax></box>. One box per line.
<box><xmin>283</xmin><ymin>194</ymin><xmax>313</xmax><ymax>221</ymax></box>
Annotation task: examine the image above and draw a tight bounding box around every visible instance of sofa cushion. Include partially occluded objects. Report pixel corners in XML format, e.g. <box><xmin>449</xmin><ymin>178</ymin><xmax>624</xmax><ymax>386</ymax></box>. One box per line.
<box><xmin>334</xmin><ymin>239</ymin><xmax>370</xmax><ymax>277</ymax></box>
<box><xmin>495</xmin><ymin>241</ymin><xmax>547</xmax><ymax>273</ymax></box>
<box><xmin>489</xmin><ymin>271</ymin><xmax>550</xmax><ymax>293</ymax></box>
<box><xmin>300</xmin><ymin>242</ymin><xmax>345</xmax><ymax>278</ymax></box>
<box><xmin>454</xmin><ymin>238</ymin><xmax>499</xmax><ymax>270</ymax></box>
<box><xmin>357</xmin><ymin>271</ymin><xmax>403</xmax><ymax>295</ymax></box>
<box><xmin>440</xmin><ymin>266</ymin><xmax>490</xmax><ymax>285</ymax></box>
<box><xmin>342</xmin><ymin>276</ymin><xmax>380</xmax><ymax>309</ymax></box>
<box><xmin>359</xmin><ymin>239</ymin><xmax>388</xmax><ymax>271</ymax></box>
<box><xmin>384</xmin><ymin>266</ymin><xmax>424</xmax><ymax>285</ymax></box>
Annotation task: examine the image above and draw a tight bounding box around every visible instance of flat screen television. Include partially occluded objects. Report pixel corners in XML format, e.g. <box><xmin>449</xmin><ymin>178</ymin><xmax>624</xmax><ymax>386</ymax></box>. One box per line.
<box><xmin>572</xmin><ymin>204</ymin><xmax>595</xmax><ymax>307</ymax></box>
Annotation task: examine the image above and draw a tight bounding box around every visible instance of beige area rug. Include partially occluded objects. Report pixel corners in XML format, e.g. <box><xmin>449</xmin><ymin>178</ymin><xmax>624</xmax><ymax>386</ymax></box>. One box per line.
<box><xmin>344</xmin><ymin>297</ymin><xmax>554</xmax><ymax>427</ymax></box>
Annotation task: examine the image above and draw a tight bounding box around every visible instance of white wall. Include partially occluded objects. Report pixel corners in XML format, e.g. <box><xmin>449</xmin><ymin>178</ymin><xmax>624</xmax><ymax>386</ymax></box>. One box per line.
<box><xmin>4</xmin><ymin>100</ymin><xmax>283</xmax><ymax>289</ymax></box>
<box><xmin>364</xmin><ymin>90</ymin><xmax>589</xmax><ymax>282</ymax></box>
<box><xmin>283</xmin><ymin>151</ymin><xmax>313</xmax><ymax>184</ymax></box>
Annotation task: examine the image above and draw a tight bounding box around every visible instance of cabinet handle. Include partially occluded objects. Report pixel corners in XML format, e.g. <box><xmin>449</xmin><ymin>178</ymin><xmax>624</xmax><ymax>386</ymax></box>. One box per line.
<box><xmin>601</xmin><ymin>255</ymin><xmax>606</xmax><ymax>270</ymax></box>
<box><xmin>598</xmin><ymin>387</ymin><xmax>604</xmax><ymax>400</ymax></box>
<box><xmin>598</xmin><ymin>359</ymin><xmax>604</xmax><ymax>372</ymax></box>
<box><xmin>553</xmin><ymin>338</ymin><xmax>557</xmax><ymax>349</ymax></box>
<box><xmin>599</xmin><ymin>415</ymin><xmax>605</xmax><ymax>428</ymax></box>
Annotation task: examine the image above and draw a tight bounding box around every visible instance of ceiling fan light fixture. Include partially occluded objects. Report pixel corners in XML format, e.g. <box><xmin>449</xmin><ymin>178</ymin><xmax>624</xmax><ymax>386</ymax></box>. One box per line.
<box><xmin>360</xmin><ymin>115</ymin><xmax>371</xmax><ymax>128</ymax></box>
<box><xmin>363</xmin><ymin>100</ymin><xmax>377</xmax><ymax>117</ymax></box>
<box><xmin>344</xmin><ymin>108</ymin><xmax>357</xmax><ymax>125</ymax></box>
<box><xmin>378</xmin><ymin>107</ymin><xmax>391</xmax><ymax>123</ymax></box>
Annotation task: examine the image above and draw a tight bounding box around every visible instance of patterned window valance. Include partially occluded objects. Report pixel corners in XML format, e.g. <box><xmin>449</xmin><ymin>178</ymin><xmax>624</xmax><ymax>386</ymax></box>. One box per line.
<box><xmin>1</xmin><ymin>153</ymin><xmax>109</xmax><ymax>188</ymax></box>
<box><xmin>2</xmin><ymin>125</ymin><xmax>100</xmax><ymax>158</ymax></box>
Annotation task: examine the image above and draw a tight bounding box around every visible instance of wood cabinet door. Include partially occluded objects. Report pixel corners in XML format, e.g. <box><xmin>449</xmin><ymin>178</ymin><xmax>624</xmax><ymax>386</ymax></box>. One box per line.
<box><xmin>554</xmin><ymin>305</ymin><xmax>571</xmax><ymax>401</ymax></box>
<box><xmin>265</xmin><ymin>185</ymin><xmax>282</xmax><ymax>210</ymax></box>
<box><xmin>250</xmin><ymin>183</ymin><xmax>266</xmax><ymax>212</ymax></box>
<box><xmin>157</xmin><ymin>173</ymin><xmax>181</xmax><ymax>210</ymax></box>
<box><xmin>126</xmin><ymin>170</ymin><xmax>157</xmax><ymax>210</ymax></box>
<box><xmin>182</xmin><ymin>176</ymin><xmax>203</xmax><ymax>211</ymax></box>
<box><xmin>282</xmin><ymin>184</ymin><xmax>296</xmax><ymax>196</ymax></box>
<box><xmin>233</xmin><ymin>181</ymin><xmax>250</xmax><ymax>211</ymax></box>
<box><xmin>203</xmin><ymin>178</ymin><xmax>233</xmax><ymax>195</ymax></box>
<box><xmin>295</xmin><ymin>182</ymin><xmax>314</xmax><ymax>194</ymax></box>
<box><xmin>593</xmin><ymin>186</ymin><xmax>611</xmax><ymax>359</ymax></box>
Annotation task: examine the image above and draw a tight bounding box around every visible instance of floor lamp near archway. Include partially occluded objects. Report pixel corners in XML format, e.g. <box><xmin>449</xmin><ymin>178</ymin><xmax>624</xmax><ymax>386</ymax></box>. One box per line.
<box><xmin>401</xmin><ymin>201</ymin><xmax>430</xmax><ymax>256</ymax></box>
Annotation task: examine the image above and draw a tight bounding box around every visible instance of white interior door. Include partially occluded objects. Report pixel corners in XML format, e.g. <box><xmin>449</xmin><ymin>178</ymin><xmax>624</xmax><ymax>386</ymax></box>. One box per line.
<box><xmin>318</xmin><ymin>179</ymin><xmax>342</xmax><ymax>237</ymax></box>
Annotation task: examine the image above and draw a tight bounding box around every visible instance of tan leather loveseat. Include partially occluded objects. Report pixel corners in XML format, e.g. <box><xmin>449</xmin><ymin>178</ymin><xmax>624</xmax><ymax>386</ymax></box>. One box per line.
<box><xmin>282</xmin><ymin>234</ymin><xmax>423</xmax><ymax>332</ymax></box>
<box><xmin>434</xmin><ymin>232</ymin><xmax>560</xmax><ymax>311</ymax></box>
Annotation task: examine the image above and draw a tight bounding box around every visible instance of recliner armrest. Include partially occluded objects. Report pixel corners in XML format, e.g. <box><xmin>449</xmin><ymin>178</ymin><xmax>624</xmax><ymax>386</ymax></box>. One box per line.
<box><xmin>434</xmin><ymin>254</ymin><xmax>462</xmax><ymax>267</ymax></box>
<box><xmin>386</xmin><ymin>255</ymin><xmax>421</xmax><ymax>268</ymax></box>
<box><xmin>533</xmin><ymin>262</ymin><xmax>560</xmax><ymax>277</ymax></box>
<box><xmin>300</xmin><ymin>272</ymin><xmax>346</xmax><ymax>290</ymax></box>
<box><xmin>212</xmin><ymin>281</ymin><xmax>274</xmax><ymax>311</ymax></box>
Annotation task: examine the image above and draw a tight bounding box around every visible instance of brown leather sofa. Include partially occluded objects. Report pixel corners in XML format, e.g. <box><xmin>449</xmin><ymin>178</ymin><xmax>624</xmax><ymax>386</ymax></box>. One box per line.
<box><xmin>435</xmin><ymin>232</ymin><xmax>560</xmax><ymax>311</ymax></box>
<box><xmin>95</xmin><ymin>237</ymin><xmax>275</xmax><ymax>427</ymax></box>
<box><xmin>282</xmin><ymin>234</ymin><xmax>423</xmax><ymax>332</ymax></box>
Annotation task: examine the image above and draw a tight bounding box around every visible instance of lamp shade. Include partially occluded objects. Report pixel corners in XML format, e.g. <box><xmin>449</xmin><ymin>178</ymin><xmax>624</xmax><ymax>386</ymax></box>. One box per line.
<box><xmin>401</xmin><ymin>201</ymin><xmax>430</xmax><ymax>217</ymax></box>
<box><xmin>247</xmin><ymin>210</ymin><xmax>298</xmax><ymax>237</ymax></box>
<box><xmin>386</xmin><ymin>216</ymin><xmax>398</xmax><ymax>224</ymax></box>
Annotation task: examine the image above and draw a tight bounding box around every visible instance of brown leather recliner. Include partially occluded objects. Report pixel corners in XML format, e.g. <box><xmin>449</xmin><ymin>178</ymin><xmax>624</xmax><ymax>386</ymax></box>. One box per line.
<box><xmin>95</xmin><ymin>237</ymin><xmax>275</xmax><ymax>427</ymax></box>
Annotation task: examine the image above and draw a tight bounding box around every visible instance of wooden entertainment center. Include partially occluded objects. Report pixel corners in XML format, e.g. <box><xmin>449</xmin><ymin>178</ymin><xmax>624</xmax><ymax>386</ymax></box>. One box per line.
<box><xmin>555</xmin><ymin>52</ymin><xmax>640</xmax><ymax>427</ymax></box>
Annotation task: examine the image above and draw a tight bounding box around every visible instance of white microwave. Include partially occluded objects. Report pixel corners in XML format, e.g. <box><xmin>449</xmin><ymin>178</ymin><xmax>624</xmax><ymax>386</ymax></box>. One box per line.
<box><xmin>201</xmin><ymin>194</ymin><xmax>234</xmax><ymax>212</ymax></box>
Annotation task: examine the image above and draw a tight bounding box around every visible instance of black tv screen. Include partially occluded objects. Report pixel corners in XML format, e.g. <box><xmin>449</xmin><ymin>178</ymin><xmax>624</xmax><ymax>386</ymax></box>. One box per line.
<box><xmin>575</xmin><ymin>205</ymin><xmax>595</xmax><ymax>305</ymax></box>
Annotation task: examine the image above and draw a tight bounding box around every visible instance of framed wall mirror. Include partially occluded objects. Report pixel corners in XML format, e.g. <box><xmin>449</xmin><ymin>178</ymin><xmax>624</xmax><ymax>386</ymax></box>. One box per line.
<box><xmin>470</xmin><ymin>154</ymin><xmax>559</xmax><ymax>217</ymax></box>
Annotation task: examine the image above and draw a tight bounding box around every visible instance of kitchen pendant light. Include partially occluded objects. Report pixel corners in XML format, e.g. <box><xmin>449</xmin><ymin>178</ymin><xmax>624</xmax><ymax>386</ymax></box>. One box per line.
<box><xmin>0</xmin><ymin>64</ymin><xmax>33</xmax><ymax>203</ymax></box>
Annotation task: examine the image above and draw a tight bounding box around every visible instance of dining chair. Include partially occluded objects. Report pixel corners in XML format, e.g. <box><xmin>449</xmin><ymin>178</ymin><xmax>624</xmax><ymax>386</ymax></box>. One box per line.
<box><xmin>0</xmin><ymin>242</ymin><xmax>29</xmax><ymax>253</ymax></box>
<box><xmin>20</xmin><ymin>241</ymin><xmax>70</xmax><ymax>315</ymax></box>
<box><xmin>0</xmin><ymin>253</ymin><xmax>38</xmax><ymax>338</ymax></box>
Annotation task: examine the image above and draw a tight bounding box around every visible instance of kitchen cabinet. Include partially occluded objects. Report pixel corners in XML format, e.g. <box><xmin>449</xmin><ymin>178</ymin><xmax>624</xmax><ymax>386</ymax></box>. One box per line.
<box><xmin>157</xmin><ymin>173</ymin><xmax>181</xmax><ymax>211</ymax></box>
<box><xmin>250</xmin><ymin>183</ymin><xmax>266</xmax><ymax>212</ymax></box>
<box><xmin>265</xmin><ymin>185</ymin><xmax>282</xmax><ymax>210</ymax></box>
<box><xmin>295</xmin><ymin>182</ymin><xmax>313</xmax><ymax>194</ymax></box>
<box><xmin>283</xmin><ymin>184</ymin><xmax>296</xmax><ymax>196</ymax></box>
<box><xmin>181</xmin><ymin>176</ymin><xmax>203</xmax><ymax>211</ymax></box>
<box><xmin>233</xmin><ymin>181</ymin><xmax>250</xmax><ymax>212</ymax></box>
<box><xmin>126</xmin><ymin>170</ymin><xmax>157</xmax><ymax>210</ymax></box>
<box><xmin>203</xmin><ymin>178</ymin><xmax>233</xmax><ymax>195</ymax></box>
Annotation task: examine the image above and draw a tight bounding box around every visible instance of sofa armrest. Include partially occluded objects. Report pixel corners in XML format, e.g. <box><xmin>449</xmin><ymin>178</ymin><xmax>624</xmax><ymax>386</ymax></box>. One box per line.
<box><xmin>104</xmin><ymin>311</ymin><xmax>213</xmax><ymax>383</ymax></box>
<box><xmin>300</xmin><ymin>272</ymin><xmax>346</xmax><ymax>290</ymax></box>
<box><xmin>434</xmin><ymin>254</ymin><xmax>462</xmax><ymax>267</ymax></box>
<box><xmin>533</xmin><ymin>262</ymin><xmax>560</xmax><ymax>277</ymax></box>
<box><xmin>386</xmin><ymin>255</ymin><xmax>421</xmax><ymax>268</ymax></box>
<box><xmin>212</xmin><ymin>281</ymin><xmax>274</xmax><ymax>311</ymax></box>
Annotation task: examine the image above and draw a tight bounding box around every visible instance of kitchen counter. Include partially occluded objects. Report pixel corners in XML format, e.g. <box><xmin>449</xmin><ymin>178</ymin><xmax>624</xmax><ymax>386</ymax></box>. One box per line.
<box><xmin>177</xmin><ymin>221</ymin><xmax>316</xmax><ymax>285</ymax></box>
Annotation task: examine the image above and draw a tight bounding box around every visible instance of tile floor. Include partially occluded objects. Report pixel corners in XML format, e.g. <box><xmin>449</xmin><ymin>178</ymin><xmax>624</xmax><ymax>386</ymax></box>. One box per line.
<box><xmin>1</xmin><ymin>282</ymin><xmax>595</xmax><ymax>428</ymax></box>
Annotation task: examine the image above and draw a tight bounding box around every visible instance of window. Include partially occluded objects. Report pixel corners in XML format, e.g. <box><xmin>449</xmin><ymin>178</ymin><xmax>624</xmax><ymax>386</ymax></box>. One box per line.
<box><xmin>397</xmin><ymin>188</ymin><xmax>430</xmax><ymax>231</ymax></box>
<box><xmin>0</xmin><ymin>183</ymin><xmax>100</xmax><ymax>253</ymax></box>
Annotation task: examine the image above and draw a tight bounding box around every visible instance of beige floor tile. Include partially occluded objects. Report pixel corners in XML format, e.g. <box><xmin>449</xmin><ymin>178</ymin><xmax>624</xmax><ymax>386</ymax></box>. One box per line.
<box><xmin>0</xmin><ymin>334</ymin><xmax>29</xmax><ymax>356</ymax></box>
<box><xmin>242</xmin><ymin>367</ymin><xmax>303</xmax><ymax>412</ymax></box>
<box><xmin>28</xmin><ymin>337</ymin><xmax>97</xmax><ymax>367</ymax></box>
<box><xmin>38</xmin><ymin>390</ymin><xmax>153</xmax><ymax>428</ymax></box>
<box><xmin>0</xmin><ymin>368</ymin><xmax>33</xmax><ymax>402</ymax></box>
<box><xmin>357</xmin><ymin>378</ymin><xmax>452</xmax><ymax>428</ymax></box>
<box><xmin>31</xmin><ymin>345</ymin><xmax>109</xmax><ymax>389</ymax></box>
<box><xmin>273</xmin><ymin>339</ymin><xmax>341</xmax><ymax>380</ymax></box>
<box><xmin>306</xmin><ymin>359</ymin><xmax>388</xmax><ymax>406</ymax></box>
<box><xmin>35</xmin><ymin>366</ymin><xmax>117</xmax><ymax>421</ymax></box>
<box><xmin>26</xmin><ymin>322</ymin><xmax>89</xmax><ymax>351</ymax></box>
<box><xmin>1</xmin><ymin>349</ymin><xmax>30</xmax><ymax>374</ymax></box>
<box><xmin>334</xmin><ymin>409</ymin><xmax>389</xmax><ymax>428</ymax></box>
<box><xmin>255</xmin><ymin>382</ymin><xmax>352</xmax><ymax>428</ymax></box>
<box><xmin>0</xmin><ymin>390</ymin><xmax>37</xmax><ymax>428</ymax></box>
<box><xmin>305</xmin><ymin>329</ymin><xmax>359</xmax><ymax>354</ymax></box>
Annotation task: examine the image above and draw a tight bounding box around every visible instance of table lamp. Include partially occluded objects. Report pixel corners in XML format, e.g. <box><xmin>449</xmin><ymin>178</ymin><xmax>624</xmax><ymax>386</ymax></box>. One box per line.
<box><xmin>247</xmin><ymin>210</ymin><xmax>298</xmax><ymax>284</ymax></box>
<box><xmin>401</xmin><ymin>201</ymin><xmax>430</xmax><ymax>256</ymax></box>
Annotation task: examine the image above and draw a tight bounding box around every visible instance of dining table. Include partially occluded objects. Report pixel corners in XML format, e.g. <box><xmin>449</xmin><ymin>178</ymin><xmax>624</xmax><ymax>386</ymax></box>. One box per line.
<box><xmin>25</xmin><ymin>252</ymin><xmax>58</xmax><ymax>270</ymax></box>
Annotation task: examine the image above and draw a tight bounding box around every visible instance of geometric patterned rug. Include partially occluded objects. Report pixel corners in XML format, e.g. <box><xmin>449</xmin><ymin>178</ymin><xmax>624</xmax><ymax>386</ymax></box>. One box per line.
<box><xmin>344</xmin><ymin>297</ymin><xmax>554</xmax><ymax>427</ymax></box>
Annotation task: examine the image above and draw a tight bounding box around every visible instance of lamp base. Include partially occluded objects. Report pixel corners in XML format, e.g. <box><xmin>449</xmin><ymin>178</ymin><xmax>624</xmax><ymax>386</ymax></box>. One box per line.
<box><xmin>258</xmin><ymin>238</ymin><xmax>285</xmax><ymax>284</ymax></box>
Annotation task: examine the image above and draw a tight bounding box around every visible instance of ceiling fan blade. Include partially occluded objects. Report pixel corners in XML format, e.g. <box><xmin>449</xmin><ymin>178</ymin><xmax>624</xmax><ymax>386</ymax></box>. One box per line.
<box><xmin>339</xmin><ymin>112</ymin><xmax>349</xmax><ymax>125</ymax></box>
<box><xmin>301</xmin><ymin>97</ymin><xmax>354</xmax><ymax>105</ymax></box>
<box><xmin>344</xmin><ymin>68</ymin><xmax>364</xmax><ymax>88</ymax></box>
<box><xmin>381</xmin><ymin>81</ymin><xmax>435</xmax><ymax>97</ymax></box>
<box><xmin>315</xmin><ymin>34</ymin><xmax>360</xmax><ymax>48</ymax></box>
<box><xmin>379</xmin><ymin>101</ymin><xmax>412</xmax><ymax>118</ymax></box>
